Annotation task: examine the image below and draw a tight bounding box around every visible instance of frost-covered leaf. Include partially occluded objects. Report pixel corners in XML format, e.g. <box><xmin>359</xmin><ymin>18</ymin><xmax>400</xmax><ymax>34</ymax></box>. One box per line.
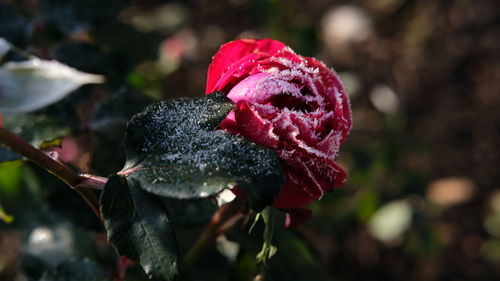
<box><xmin>0</xmin><ymin>59</ymin><xmax>104</xmax><ymax>113</ymax></box>
<box><xmin>100</xmin><ymin>175</ymin><xmax>178</xmax><ymax>281</ymax></box>
<box><xmin>121</xmin><ymin>92</ymin><xmax>283</xmax><ymax>211</ymax></box>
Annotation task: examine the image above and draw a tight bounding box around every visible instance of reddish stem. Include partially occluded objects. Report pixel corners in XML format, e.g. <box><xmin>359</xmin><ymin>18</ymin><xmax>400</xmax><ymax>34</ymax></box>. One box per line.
<box><xmin>78</xmin><ymin>174</ymin><xmax>108</xmax><ymax>190</ymax></box>
<box><xmin>0</xmin><ymin>126</ymin><xmax>104</xmax><ymax>223</ymax></box>
<box><xmin>114</xmin><ymin>256</ymin><xmax>134</xmax><ymax>281</ymax></box>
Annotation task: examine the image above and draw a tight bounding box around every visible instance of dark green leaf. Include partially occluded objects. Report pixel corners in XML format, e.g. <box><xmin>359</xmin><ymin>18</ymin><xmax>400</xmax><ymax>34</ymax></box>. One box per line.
<box><xmin>39</xmin><ymin>259</ymin><xmax>110</xmax><ymax>281</ymax></box>
<box><xmin>100</xmin><ymin>175</ymin><xmax>178</xmax><ymax>281</ymax></box>
<box><xmin>121</xmin><ymin>92</ymin><xmax>283</xmax><ymax>211</ymax></box>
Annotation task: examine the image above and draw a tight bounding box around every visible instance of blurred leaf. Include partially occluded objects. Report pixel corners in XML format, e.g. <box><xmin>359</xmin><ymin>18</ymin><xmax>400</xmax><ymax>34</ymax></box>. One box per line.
<box><xmin>481</xmin><ymin>239</ymin><xmax>500</xmax><ymax>263</ymax></box>
<box><xmin>91</xmin><ymin>90</ymin><xmax>153</xmax><ymax>130</ymax></box>
<box><xmin>0</xmin><ymin>203</ymin><xmax>14</xmax><ymax>223</ymax></box>
<box><xmin>216</xmin><ymin>235</ymin><xmax>240</xmax><ymax>263</ymax></box>
<box><xmin>0</xmin><ymin>59</ymin><xmax>104</xmax><ymax>113</ymax></box>
<box><xmin>39</xmin><ymin>138</ymin><xmax>62</xmax><ymax>150</ymax></box>
<box><xmin>485</xmin><ymin>213</ymin><xmax>500</xmax><ymax>238</ymax></box>
<box><xmin>265</xmin><ymin>231</ymin><xmax>333</xmax><ymax>281</ymax></box>
<box><xmin>25</xmin><ymin>225</ymin><xmax>80</xmax><ymax>266</ymax></box>
<box><xmin>0</xmin><ymin>161</ymin><xmax>22</xmax><ymax>194</ymax></box>
<box><xmin>52</xmin><ymin>42</ymin><xmax>108</xmax><ymax>75</ymax></box>
<box><xmin>0</xmin><ymin>5</ymin><xmax>32</xmax><ymax>48</ymax></box>
<box><xmin>0</xmin><ymin>165</ymin><xmax>50</xmax><ymax>228</ymax></box>
<box><xmin>356</xmin><ymin>189</ymin><xmax>379</xmax><ymax>222</ymax></box>
<box><xmin>368</xmin><ymin>200</ymin><xmax>413</xmax><ymax>243</ymax></box>
<box><xmin>161</xmin><ymin>198</ymin><xmax>217</xmax><ymax>227</ymax></box>
<box><xmin>89</xmin><ymin>90</ymin><xmax>153</xmax><ymax>175</ymax></box>
<box><xmin>40</xmin><ymin>259</ymin><xmax>110</xmax><ymax>281</ymax></box>
<box><xmin>121</xmin><ymin>92</ymin><xmax>283</xmax><ymax>211</ymax></box>
<box><xmin>127</xmin><ymin>3</ymin><xmax>188</xmax><ymax>33</ymax></box>
<box><xmin>0</xmin><ymin>113</ymin><xmax>71</xmax><ymax>162</ymax></box>
<box><xmin>100</xmin><ymin>175</ymin><xmax>178</xmax><ymax>281</ymax></box>
<box><xmin>92</xmin><ymin>21</ymin><xmax>164</xmax><ymax>62</ymax></box>
<box><xmin>52</xmin><ymin>42</ymin><xmax>130</xmax><ymax>87</ymax></box>
<box><xmin>0</xmin><ymin>37</ymin><xmax>11</xmax><ymax>61</ymax></box>
<box><xmin>41</xmin><ymin>0</ymin><xmax>131</xmax><ymax>34</ymax></box>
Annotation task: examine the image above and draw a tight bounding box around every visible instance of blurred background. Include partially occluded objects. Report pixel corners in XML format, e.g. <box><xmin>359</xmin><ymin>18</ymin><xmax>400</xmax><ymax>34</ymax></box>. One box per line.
<box><xmin>0</xmin><ymin>0</ymin><xmax>499</xmax><ymax>280</ymax></box>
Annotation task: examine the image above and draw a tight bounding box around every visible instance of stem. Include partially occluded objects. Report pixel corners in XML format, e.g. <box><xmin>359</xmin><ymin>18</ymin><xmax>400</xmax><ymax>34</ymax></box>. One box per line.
<box><xmin>78</xmin><ymin>174</ymin><xmax>108</xmax><ymax>190</ymax></box>
<box><xmin>184</xmin><ymin>198</ymin><xmax>246</xmax><ymax>264</ymax></box>
<box><xmin>0</xmin><ymin>126</ymin><xmax>105</xmax><ymax>223</ymax></box>
<box><xmin>114</xmin><ymin>256</ymin><xmax>134</xmax><ymax>281</ymax></box>
<box><xmin>0</xmin><ymin>127</ymin><xmax>81</xmax><ymax>186</ymax></box>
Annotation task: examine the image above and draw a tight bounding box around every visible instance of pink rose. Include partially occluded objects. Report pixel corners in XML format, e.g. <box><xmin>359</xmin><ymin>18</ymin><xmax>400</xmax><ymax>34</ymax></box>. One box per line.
<box><xmin>206</xmin><ymin>39</ymin><xmax>352</xmax><ymax>215</ymax></box>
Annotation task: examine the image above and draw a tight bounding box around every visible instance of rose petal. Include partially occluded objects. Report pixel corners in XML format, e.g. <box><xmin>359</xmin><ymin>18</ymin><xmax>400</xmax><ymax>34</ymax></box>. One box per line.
<box><xmin>226</xmin><ymin>73</ymin><xmax>270</xmax><ymax>103</ymax></box>
<box><xmin>206</xmin><ymin>39</ymin><xmax>286</xmax><ymax>93</ymax></box>
<box><xmin>233</xmin><ymin>101</ymin><xmax>279</xmax><ymax>149</ymax></box>
<box><xmin>272</xmin><ymin>174</ymin><xmax>318</xmax><ymax>208</ymax></box>
<box><xmin>218</xmin><ymin>110</ymin><xmax>239</xmax><ymax>134</ymax></box>
<box><xmin>304</xmin><ymin>56</ymin><xmax>352</xmax><ymax>141</ymax></box>
<box><xmin>314</xmin><ymin>158</ymin><xmax>347</xmax><ymax>191</ymax></box>
<box><xmin>284</xmin><ymin>208</ymin><xmax>312</xmax><ymax>228</ymax></box>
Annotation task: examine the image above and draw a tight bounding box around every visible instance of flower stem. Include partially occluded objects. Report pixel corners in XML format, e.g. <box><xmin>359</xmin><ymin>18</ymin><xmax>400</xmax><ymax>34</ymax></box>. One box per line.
<box><xmin>0</xmin><ymin>126</ymin><xmax>104</xmax><ymax>223</ymax></box>
<box><xmin>184</xmin><ymin>198</ymin><xmax>246</xmax><ymax>264</ymax></box>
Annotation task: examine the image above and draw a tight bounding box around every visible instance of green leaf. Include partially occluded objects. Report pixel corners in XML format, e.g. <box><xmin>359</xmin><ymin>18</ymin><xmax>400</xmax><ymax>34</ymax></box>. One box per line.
<box><xmin>0</xmin><ymin>203</ymin><xmax>13</xmax><ymax>223</ymax></box>
<box><xmin>0</xmin><ymin>58</ymin><xmax>104</xmax><ymax>113</ymax></box>
<box><xmin>0</xmin><ymin>161</ymin><xmax>22</xmax><ymax>195</ymax></box>
<box><xmin>121</xmin><ymin>92</ymin><xmax>283</xmax><ymax>211</ymax></box>
<box><xmin>39</xmin><ymin>138</ymin><xmax>62</xmax><ymax>150</ymax></box>
<box><xmin>256</xmin><ymin>208</ymin><xmax>277</xmax><ymax>265</ymax></box>
<box><xmin>100</xmin><ymin>175</ymin><xmax>178</xmax><ymax>281</ymax></box>
<box><xmin>39</xmin><ymin>259</ymin><xmax>110</xmax><ymax>281</ymax></box>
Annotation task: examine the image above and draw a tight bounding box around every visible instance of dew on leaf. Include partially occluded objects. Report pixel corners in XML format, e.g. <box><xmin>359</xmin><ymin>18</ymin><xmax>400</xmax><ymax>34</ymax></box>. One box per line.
<box><xmin>120</xmin><ymin>93</ymin><xmax>284</xmax><ymax>210</ymax></box>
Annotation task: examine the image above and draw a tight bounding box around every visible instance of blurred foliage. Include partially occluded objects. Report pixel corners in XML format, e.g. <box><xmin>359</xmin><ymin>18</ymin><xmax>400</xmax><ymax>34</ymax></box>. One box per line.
<box><xmin>0</xmin><ymin>0</ymin><xmax>499</xmax><ymax>280</ymax></box>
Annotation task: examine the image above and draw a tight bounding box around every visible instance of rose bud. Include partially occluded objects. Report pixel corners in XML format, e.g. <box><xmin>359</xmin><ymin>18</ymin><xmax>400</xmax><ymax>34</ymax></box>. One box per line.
<box><xmin>206</xmin><ymin>39</ymin><xmax>352</xmax><ymax>225</ymax></box>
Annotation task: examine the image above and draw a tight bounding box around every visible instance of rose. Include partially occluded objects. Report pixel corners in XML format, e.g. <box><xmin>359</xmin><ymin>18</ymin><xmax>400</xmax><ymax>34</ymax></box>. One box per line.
<box><xmin>206</xmin><ymin>39</ymin><xmax>352</xmax><ymax>222</ymax></box>
<box><xmin>206</xmin><ymin>39</ymin><xmax>352</xmax><ymax>218</ymax></box>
